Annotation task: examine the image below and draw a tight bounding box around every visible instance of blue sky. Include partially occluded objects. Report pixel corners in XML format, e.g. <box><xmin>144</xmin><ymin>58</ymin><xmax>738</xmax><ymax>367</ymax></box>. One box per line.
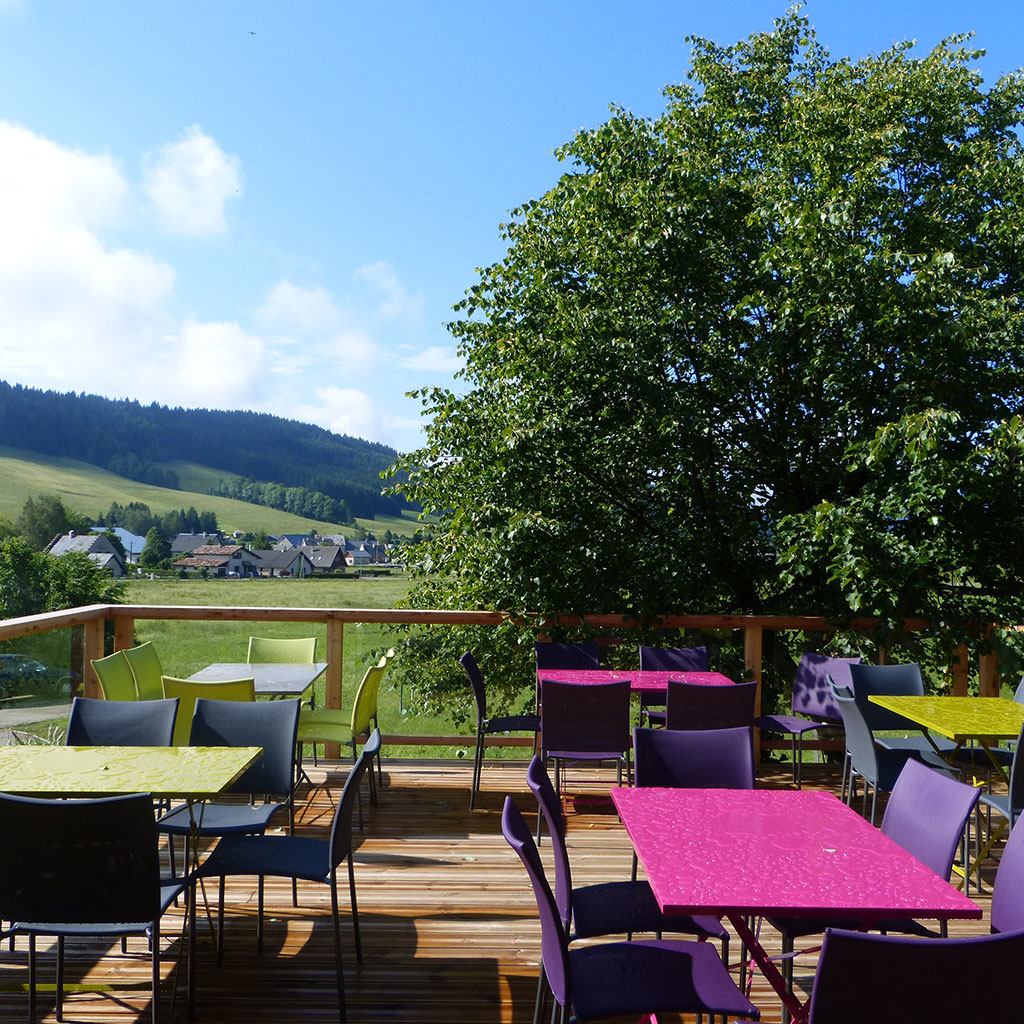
<box><xmin>0</xmin><ymin>1</ymin><xmax>1020</xmax><ymax>454</ymax></box>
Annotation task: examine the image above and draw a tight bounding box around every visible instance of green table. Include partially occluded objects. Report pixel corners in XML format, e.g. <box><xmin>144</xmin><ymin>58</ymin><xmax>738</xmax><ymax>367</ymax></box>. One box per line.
<box><xmin>0</xmin><ymin>744</ymin><xmax>262</xmax><ymax>797</ymax></box>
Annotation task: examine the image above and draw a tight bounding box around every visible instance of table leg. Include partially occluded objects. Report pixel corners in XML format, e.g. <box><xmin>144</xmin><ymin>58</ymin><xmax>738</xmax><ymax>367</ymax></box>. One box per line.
<box><xmin>728</xmin><ymin>913</ymin><xmax>809</xmax><ymax>1024</ymax></box>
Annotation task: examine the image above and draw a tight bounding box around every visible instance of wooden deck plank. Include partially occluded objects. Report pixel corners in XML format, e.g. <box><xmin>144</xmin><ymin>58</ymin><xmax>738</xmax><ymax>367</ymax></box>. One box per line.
<box><xmin>0</xmin><ymin>759</ymin><xmax>998</xmax><ymax>1023</ymax></box>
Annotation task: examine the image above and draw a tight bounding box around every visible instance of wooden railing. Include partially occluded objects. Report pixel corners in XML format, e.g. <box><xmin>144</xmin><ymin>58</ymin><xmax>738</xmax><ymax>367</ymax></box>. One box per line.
<box><xmin>0</xmin><ymin>603</ymin><xmax>1001</xmax><ymax>757</ymax></box>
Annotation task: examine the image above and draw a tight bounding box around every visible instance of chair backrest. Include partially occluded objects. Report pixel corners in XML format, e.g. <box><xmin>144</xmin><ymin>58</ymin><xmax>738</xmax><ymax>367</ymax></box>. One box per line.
<box><xmin>1006</xmin><ymin>722</ymin><xmax>1024</xmax><ymax>818</ymax></box>
<box><xmin>330</xmin><ymin>729</ymin><xmax>382</xmax><ymax>866</ymax></box>
<box><xmin>90</xmin><ymin>650</ymin><xmax>138</xmax><ymax>702</ymax></box>
<box><xmin>247</xmin><ymin>635</ymin><xmax>317</xmax><ymax>663</ymax></box>
<box><xmin>539</xmin><ymin>679</ymin><xmax>631</xmax><ymax>754</ymax></box>
<box><xmin>66</xmin><ymin>695</ymin><xmax>179</xmax><ymax>746</ymax></box>
<box><xmin>0</xmin><ymin>791</ymin><xmax>160</xmax><ymax>925</ymax></box>
<box><xmin>460</xmin><ymin>651</ymin><xmax>488</xmax><ymax>725</ymax></box>
<box><xmin>638</xmin><ymin>645</ymin><xmax>709</xmax><ymax>672</ymax></box>
<box><xmin>791</xmin><ymin>653</ymin><xmax>861</xmax><ymax>721</ymax></box>
<box><xmin>632</xmin><ymin>725</ymin><xmax>755</xmax><ymax>789</ymax></box>
<box><xmin>830</xmin><ymin>684</ymin><xmax>881</xmax><ymax>787</ymax></box>
<box><xmin>665</xmin><ymin>679</ymin><xmax>757</xmax><ymax>730</ymax></box>
<box><xmin>535</xmin><ymin>642</ymin><xmax>600</xmax><ymax>670</ymax></box>
<box><xmin>502</xmin><ymin>795</ymin><xmax>571</xmax><ymax>1009</ymax></box>
<box><xmin>806</xmin><ymin>926</ymin><xmax>1024</xmax><ymax>1023</ymax></box>
<box><xmin>191</xmin><ymin>697</ymin><xmax>301</xmax><ymax>795</ymax></box>
<box><xmin>526</xmin><ymin>756</ymin><xmax>573</xmax><ymax>927</ymax></box>
<box><xmin>880</xmin><ymin>758</ymin><xmax>980</xmax><ymax>879</ymax></box>
<box><xmin>161</xmin><ymin>676</ymin><xmax>255</xmax><ymax>746</ymax></box>
<box><xmin>848</xmin><ymin>662</ymin><xmax>924</xmax><ymax>730</ymax></box>
<box><xmin>121</xmin><ymin>641</ymin><xmax>165</xmax><ymax>701</ymax></box>
<box><xmin>991</xmin><ymin>816</ymin><xmax>1024</xmax><ymax>933</ymax></box>
<box><xmin>351</xmin><ymin>657</ymin><xmax>388</xmax><ymax>737</ymax></box>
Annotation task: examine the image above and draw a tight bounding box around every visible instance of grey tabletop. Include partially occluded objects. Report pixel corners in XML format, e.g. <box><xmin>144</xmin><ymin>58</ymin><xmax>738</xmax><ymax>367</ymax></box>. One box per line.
<box><xmin>188</xmin><ymin>662</ymin><xmax>328</xmax><ymax>698</ymax></box>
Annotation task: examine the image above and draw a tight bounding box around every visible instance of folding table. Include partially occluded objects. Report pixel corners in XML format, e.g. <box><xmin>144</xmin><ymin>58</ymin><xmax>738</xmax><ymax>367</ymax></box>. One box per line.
<box><xmin>190</xmin><ymin>661</ymin><xmax>327</xmax><ymax>700</ymax></box>
<box><xmin>611</xmin><ymin>787</ymin><xmax>981</xmax><ymax>1023</ymax></box>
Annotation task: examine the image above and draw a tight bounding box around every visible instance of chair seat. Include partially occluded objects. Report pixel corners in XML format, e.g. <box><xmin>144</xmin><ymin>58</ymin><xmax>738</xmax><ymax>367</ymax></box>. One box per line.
<box><xmin>196</xmin><ymin>832</ymin><xmax>332</xmax><ymax>884</ymax></box>
<box><xmin>482</xmin><ymin>712</ymin><xmax>539</xmax><ymax>735</ymax></box>
<box><xmin>297</xmin><ymin>710</ymin><xmax>355</xmax><ymax>745</ymax></box>
<box><xmin>952</xmin><ymin>745</ymin><xmax>1015</xmax><ymax>768</ymax></box>
<box><xmin>644</xmin><ymin>709</ymin><xmax>667</xmax><ymax>726</ymax></box>
<box><xmin>157</xmin><ymin>800</ymin><xmax>287</xmax><ymax>836</ymax></box>
<box><xmin>547</xmin><ymin>748</ymin><xmax>628</xmax><ymax>761</ymax></box>
<box><xmin>874</xmin><ymin>734</ymin><xmax>957</xmax><ymax>755</ymax></box>
<box><xmin>767</xmin><ymin>914</ymin><xmax>941</xmax><ymax>943</ymax></box>
<box><xmin>754</xmin><ymin>714</ymin><xmax>830</xmax><ymax>736</ymax></box>
<box><xmin>568</xmin><ymin>938</ymin><xmax>759</xmax><ymax>1022</ymax></box>
<box><xmin>571</xmin><ymin>880</ymin><xmax>726</xmax><ymax>943</ymax></box>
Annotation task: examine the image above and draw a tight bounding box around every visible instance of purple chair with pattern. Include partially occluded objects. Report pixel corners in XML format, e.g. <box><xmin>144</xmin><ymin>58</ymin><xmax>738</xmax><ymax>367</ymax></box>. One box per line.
<box><xmin>665</xmin><ymin>679</ymin><xmax>758</xmax><ymax>731</ymax></box>
<box><xmin>638</xmin><ymin>644</ymin><xmax>708</xmax><ymax>726</ymax></box>
<box><xmin>806</xmin><ymin>926</ymin><xmax>1024</xmax><ymax>1023</ymax></box>
<box><xmin>754</xmin><ymin>653</ymin><xmax>860</xmax><ymax>787</ymax></box>
<box><xmin>501</xmin><ymin>796</ymin><xmax>760</xmax><ymax>1024</ymax></box>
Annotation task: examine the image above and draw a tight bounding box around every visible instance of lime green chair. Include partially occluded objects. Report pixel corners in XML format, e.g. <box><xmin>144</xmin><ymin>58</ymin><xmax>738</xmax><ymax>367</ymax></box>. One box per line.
<box><xmin>248</xmin><ymin>635</ymin><xmax>318</xmax><ymax>708</ymax></box>
<box><xmin>90</xmin><ymin>651</ymin><xmax>139</xmax><ymax>702</ymax></box>
<box><xmin>297</xmin><ymin>650</ymin><xmax>392</xmax><ymax>802</ymax></box>
<box><xmin>122</xmin><ymin>641</ymin><xmax>165</xmax><ymax>701</ymax></box>
<box><xmin>161</xmin><ymin>676</ymin><xmax>255</xmax><ymax>746</ymax></box>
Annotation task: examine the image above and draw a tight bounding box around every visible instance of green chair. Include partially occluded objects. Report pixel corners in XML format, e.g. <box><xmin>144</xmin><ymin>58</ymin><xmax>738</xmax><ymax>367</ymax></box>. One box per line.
<box><xmin>248</xmin><ymin>635</ymin><xmax>318</xmax><ymax>708</ymax></box>
<box><xmin>90</xmin><ymin>651</ymin><xmax>139</xmax><ymax>702</ymax></box>
<box><xmin>296</xmin><ymin>651</ymin><xmax>392</xmax><ymax>805</ymax></box>
<box><xmin>161</xmin><ymin>676</ymin><xmax>255</xmax><ymax>746</ymax></box>
<box><xmin>122</xmin><ymin>641</ymin><xmax>165</xmax><ymax>701</ymax></box>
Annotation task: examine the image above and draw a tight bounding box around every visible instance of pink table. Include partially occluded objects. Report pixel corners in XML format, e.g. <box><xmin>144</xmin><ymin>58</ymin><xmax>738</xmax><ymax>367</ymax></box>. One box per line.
<box><xmin>611</xmin><ymin>787</ymin><xmax>981</xmax><ymax>1021</ymax></box>
<box><xmin>536</xmin><ymin>668</ymin><xmax>734</xmax><ymax>693</ymax></box>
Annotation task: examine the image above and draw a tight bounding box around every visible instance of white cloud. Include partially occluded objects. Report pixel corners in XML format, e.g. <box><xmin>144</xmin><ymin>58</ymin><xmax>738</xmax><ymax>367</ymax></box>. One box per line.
<box><xmin>295</xmin><ymin>386</ymin><xmax>387</xmax><ymax>441</ymax></box>
<box><xmin>353</xmin><ymin>260</ymin><xmax>425</xmax><ymax>323</ymax></box>
<box><xmin>0</xmin><ymin>121</ymin><xmax>177</xmax><ymax>395</ymax></box>
<box><xmin>170</xmin><ymin>319</ymin><xmax>268</xmax><ymax>406</ymax></box>
<box><xmin>401</xmin><ymin>345</ymin><xmax>463</xmax><ymax>373</ymax></box>
<box><xmin>143</xmin><ymin>125</ymin><xmax>242</xmax><ymax>237</ymax></box>
<box><xmin>256</xmin><ymin>280</ymin><xmax>344</xmax><ymax>335</ymax></box>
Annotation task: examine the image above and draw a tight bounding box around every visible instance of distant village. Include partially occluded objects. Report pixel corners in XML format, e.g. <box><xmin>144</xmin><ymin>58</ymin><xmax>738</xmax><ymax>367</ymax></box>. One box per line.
<box><xmin>46</xmin><ymin>529</ymin><xmax>395</xmax><ymax>579</ymax></box>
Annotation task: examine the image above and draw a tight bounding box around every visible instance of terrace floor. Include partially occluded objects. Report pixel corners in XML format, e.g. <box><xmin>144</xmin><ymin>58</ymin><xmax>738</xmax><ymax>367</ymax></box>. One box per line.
<box><xmin>0</xmin><ymin>757</ymin><xmax>999</xmax><ymax>1023</ymax></box>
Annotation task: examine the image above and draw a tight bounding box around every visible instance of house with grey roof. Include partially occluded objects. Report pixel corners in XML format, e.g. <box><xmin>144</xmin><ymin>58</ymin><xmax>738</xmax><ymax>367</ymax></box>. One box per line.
<box><xmin>47</xmin><ymin>532</ymin><xmax>126</xmax><ymax>577</ymax></box>
<box><xmin>296</xmin><ymin>545</ymin><xmax>347</xmax><ymax>574</ymax></box>
<box><xmin>254</xmin><ymin>548</ymin><xmax>314</xmax><ymax>577</ymax></box>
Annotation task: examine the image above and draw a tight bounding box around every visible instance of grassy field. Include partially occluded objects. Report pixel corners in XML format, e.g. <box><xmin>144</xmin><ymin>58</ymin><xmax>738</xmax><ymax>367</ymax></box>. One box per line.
<box><xmin>121</xmin><ymin>575</ymin><xmax>474</xmax><ymax>759</ymax></box>
<box><xmin>0</xmin><ymin>446</ymin><xmax>416</xmax><ymax>537</ymax></box>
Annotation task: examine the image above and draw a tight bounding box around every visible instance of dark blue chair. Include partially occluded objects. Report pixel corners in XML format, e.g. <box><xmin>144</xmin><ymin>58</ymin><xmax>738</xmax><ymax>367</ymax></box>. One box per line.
<box><xmin>501</xmin><ymin>795</ymin><xmax>760</xmax><ymax>1024</ymax></box>
<box><xmin>66</xmin><ymin>695</ymin><xmax>179</xmax><ymax>746</ymax></box>
<box><xmin>0</xmin><ymin>791</ymin><xmax>185</xmax><ymax>1024</ymax></box>
<box><xmin>535</xmin><ymin>642</ymin><xmax>600</xmax><ymax>670</ymax></box>
<box><xmin>190</xmin><ymin>730</ymin><xmax>381</xmax><ymax>1023</ymax></box>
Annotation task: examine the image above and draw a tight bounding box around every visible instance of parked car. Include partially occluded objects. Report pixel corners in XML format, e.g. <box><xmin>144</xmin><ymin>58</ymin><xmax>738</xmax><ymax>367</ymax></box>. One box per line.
<box><xmin>0</xmin><ymin>653</ymin><xmax>78</xmax><ymax>695</ymax></box>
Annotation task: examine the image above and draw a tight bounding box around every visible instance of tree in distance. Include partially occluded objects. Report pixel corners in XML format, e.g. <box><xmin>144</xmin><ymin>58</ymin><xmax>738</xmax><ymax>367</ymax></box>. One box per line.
<box><xmin>388</xmin><ymin>8</ymin><xmax>1024</xmax><ymax>712</ymax></box>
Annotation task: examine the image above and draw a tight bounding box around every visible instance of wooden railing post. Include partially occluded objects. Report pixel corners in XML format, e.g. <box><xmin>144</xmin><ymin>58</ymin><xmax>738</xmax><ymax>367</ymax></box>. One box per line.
<box><xmin>745</xmin><ymin>624</ymin><xmax>763</xmax><ymax>763</ymax></box>
<box><xmin>113</xmin><ymin>614</ymin><xmax>135</xmax><ymax>652</ymax></box>
<box><xmin>324</xmin><ymin>618</ymin><xmax>344</xmax><ymax>758</ymax></box>
<box><xmin>979</xmin><ymin>650</ymin><xmax>1001</xmax><ymax>698</ymax></box>
<box><xmin>83</xmin><ymin>616</ymin><xmax>106</xmax><ymax>699</ymax></box>
<box><xmin>951</xmin><ymin>645</ymin><xmax>969</xmax><ymax>696</ymax></box>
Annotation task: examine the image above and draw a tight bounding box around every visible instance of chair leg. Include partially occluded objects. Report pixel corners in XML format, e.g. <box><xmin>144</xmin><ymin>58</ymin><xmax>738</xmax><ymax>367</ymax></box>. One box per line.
<box><xmin>533</xmin><ymin>962</ymin><xmax>548</xmax><ymax>1024</ymax></box>
<box><xmin>257</xmin><ymin>875</ymin><xmax>265</xmax><ymax>954</ymax></box>
<box><xmin>347</xmin><ymin>855</ymin><xmax>362</xmax><ymax>964</ymax></box>
<box><xmin>151</xmin><ymin>920</ymin><xmax>161</xmax><ymax>1024</ymax></box>
<box><xmin>56</xmin><ymin>934</ymin><xmax>64</xmax><ymax>1021</ymax></box>
<box><xmin>470</xmin><ymin>730</ymin><xmax>484</xmax><ymax>810</ymax></box>
<box><xmin>330</xmin><ymin>874</ymin><xmax>347</xmax><ymax>1024</ymax></box>
<box><xmin>216</xmin><ymin>876</ymin><xmax>226</xmax><ymax>965</ymax></box>
<box><xmin>28</xmin><ymin>934</ymin><xmax>36</xmax><ymax>1022</ymax></box>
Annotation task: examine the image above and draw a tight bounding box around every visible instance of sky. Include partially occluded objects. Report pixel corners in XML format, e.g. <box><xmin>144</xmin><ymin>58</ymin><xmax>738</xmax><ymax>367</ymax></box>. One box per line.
<box><xmin>0</xmin><ymin>1</ymin><xmax>1021</xmax><ymax>455</ymax></box>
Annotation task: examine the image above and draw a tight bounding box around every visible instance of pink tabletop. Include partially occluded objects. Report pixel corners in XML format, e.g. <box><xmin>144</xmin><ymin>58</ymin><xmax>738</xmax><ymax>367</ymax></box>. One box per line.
<box><xmin>536</xmin><ymin>669</ymin><xmax>734</xmax><ymax>692</ymax></box>
<box><xmin>611</xmin><ymin>788</ymin><xmax>981</xmax><ymax>921</ymax></box>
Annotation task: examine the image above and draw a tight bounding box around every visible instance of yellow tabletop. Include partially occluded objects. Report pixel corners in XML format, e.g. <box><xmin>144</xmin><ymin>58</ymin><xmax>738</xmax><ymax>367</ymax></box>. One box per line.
<box><xmin>867</xmin><ymin>696</ymin><xmax>1024</xmax><ymax>743</ymax></box>
<box><xmin>0</xmin><ymin>744</ymin><xmax>262</xmax><ymax>798</ymax></box>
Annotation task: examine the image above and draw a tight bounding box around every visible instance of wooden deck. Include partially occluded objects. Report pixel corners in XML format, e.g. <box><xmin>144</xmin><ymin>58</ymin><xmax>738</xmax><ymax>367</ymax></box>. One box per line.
<box><xmin>0</xmin><ymin>758</ymin><xmax>999</xmax><ymax>1023</ymax></box>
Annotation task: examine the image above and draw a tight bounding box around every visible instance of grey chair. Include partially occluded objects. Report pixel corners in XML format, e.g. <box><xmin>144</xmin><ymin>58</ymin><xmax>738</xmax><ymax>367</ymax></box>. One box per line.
<box><xmin>973</xmin><ymin>721</ymin><xmax>1024</xmax><ymax>885</ymax></box>
<box><xmin>66</xmin><ymin>695</ymin><xmax>178</xmax><ymax>746</ymax></box>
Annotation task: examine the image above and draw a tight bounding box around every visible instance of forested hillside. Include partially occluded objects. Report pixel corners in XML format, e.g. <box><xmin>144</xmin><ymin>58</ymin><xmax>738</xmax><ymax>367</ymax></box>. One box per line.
<box><xmin>0</xmin><ymin>381</ymin><xmax>404</xmax><ymax>519</ymax></box>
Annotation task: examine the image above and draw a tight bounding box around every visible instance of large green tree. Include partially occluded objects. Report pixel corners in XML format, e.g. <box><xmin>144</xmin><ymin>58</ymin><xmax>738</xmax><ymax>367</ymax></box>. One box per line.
<box><xmin>17</xmin><ymin>494</ymin><xmax>90</xmax><ymax>551</ymax></box>
<box><xmin>388</xmin><ymin>11</ymin><xmax>1024</xmax><ymax>709</ymax></box>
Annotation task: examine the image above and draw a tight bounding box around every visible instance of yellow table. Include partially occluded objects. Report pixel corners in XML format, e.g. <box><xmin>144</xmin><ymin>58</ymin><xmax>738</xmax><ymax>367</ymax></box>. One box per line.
<box><xmin>0</xmin><ymin>744</ymin><xmax>262</xmax><ymax>797</ymax></box>
<box><xmin>867</xmin><ymin>695</ymin><xmax>1024</xmax><ymax>770</ymax></box>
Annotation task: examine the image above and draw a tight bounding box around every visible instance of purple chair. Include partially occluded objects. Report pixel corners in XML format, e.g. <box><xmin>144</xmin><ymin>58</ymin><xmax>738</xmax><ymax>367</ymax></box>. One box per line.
<box><xmin>632</xmin><ymin>725</ymin><xmax>755</xmax><ymax>790</ymax></box>
<box><xmin>501</xmin><ymin>796</ymin><xmax>760</xmax><ymax>1024</ymax></box>
<box><xmin>638</xmin><ymin>645</ymin><xmax>709</xmax><ymax>726</ymax></box>
<box><xmin>539</xmin><ymin>679</ymin><xmax>631</xmax><ymax>803</ymax></box>
<box><xmin>754</xmin><ymin>653</ymin><xmax>860</xmax><ymax>787</ymax></box>
<box><xmin>806</xmin><ymin>926</ymin><xmax>1024</xmax><ymax>1023</ymax></box>
<box><xmin>770</xmin><ymin>758</ymin><xmax>981</xmax><ymax>1021</ymax></box>
<box><xmin>535</xmin><ymin>642</ymin><xmax>600</xmax><ymax>670</ymax></box>
<box><xmin>990</xmin><ymin>816</ymin><xmax>1024</xmax><ymax>934</ymax></box>
<box><xmin>665</xmin><ymin>679</ymin><xmax>758</xmax><ymax>731</ymax></box>
<box><xmin>460</xmin><ymin>652</ymin><xmax>539</xmax><ymax>810</ymax></box>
